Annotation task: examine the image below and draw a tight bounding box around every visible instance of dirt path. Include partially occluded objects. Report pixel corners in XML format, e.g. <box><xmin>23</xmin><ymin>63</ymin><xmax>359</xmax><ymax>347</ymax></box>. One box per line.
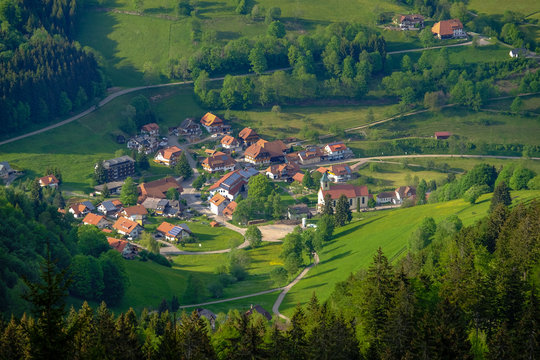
<box><xmin>272</xmin><ymin>252</ymin><xmax>320</xmax><ymax>321</ymax></box>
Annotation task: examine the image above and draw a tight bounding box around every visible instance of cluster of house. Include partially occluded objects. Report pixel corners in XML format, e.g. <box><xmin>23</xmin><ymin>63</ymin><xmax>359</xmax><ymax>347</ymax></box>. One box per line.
<box><xmin>208</xmin><ymin>167</ymin><xmax>259</xmax><ymax>217</ymax></box>
<box><xmin>393</xmin><ymin>15</ymin><xmax>466</xmax><ymax>39</ymax></box>
<box><xmin>376</xmin><ymin>186</ymin><xmax>417</xmax><ymax>205</ymax></box>
<box><xmin>127</xmin><ymin>123</ymin><xmax>168</xmax><ymax>155</ymax></box>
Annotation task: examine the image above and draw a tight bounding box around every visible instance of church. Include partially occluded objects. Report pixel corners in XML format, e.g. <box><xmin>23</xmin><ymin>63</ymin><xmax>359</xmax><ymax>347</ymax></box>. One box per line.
<box><xmin>317</xmin><ymin>171</ymin><xmax>369</xmax><ymax>212</ymax></box>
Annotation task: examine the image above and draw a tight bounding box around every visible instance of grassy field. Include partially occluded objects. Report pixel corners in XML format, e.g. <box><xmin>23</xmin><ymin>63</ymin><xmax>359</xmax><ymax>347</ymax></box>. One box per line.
<box><xmin>0</xmin><ymin>86</ymin><xmax>205</xmax><ymax>192</ymax></box>
<box><xmin>468</xmin><ymin>0</ymin><xmax>539</xmax><ymax>16</ymax></box>
<box><xmin>278</xmin><ymin>189</ymin><xmax>540</xmax><ymax>316</ymax></box>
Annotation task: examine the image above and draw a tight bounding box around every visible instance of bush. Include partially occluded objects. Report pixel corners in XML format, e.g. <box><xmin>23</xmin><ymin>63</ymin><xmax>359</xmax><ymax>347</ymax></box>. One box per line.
<box><xmin>270</xmin><ymin>266</ymin><xmax>288</xmax><ymax>286</ymax></box>
<box><xmin>207</xmin><ymin>282</ymin><xmax>224</xmax><ymax>298</ymax></box>
<box><xmin>229</xmin><ymin>263</ymin><xmax>248</xmax><ymax>281</ymax></box>
<box><xmin>147</xmin><ymin>252</ymin><xmax>172</xmax><ymax>267</ymax></box>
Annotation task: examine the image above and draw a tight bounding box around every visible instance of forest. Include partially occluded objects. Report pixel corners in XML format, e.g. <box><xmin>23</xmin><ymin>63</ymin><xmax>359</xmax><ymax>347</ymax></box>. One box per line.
<box><xmin>0</xmin><ymin>0</ymin><xmax>105</xmax><ymax>135</ymax></box>
<box><xmin>0</xmin><ymin>184</ymin><xmax>537</xmax><ymax>359</ymax></box>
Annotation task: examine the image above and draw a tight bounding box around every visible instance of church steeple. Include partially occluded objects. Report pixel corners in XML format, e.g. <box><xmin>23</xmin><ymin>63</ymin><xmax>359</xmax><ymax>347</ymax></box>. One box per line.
<box><xmin>320</xmin><ymin>171</ymin><xmax>330</xmax><ymax>191</ymax></box>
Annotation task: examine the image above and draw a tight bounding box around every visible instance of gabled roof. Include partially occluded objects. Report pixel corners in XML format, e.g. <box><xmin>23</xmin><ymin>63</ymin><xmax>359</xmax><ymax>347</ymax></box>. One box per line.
<box><xmin>260</xmin><ymin>140</ymin><xmax>287</xmax><ymax>157</ymax></box>
<box><xmin>321</xmin><ymin>184</ymin><xmax>369</xmax><ymax>200</ymax></box>
<box><xmin>141</xmin><ymin>123</ymin><xmax>160</xmax><ymax>132</ymax></box>
<box><xmin>298</xmin><ymin>147</ymin><xmax>323</xmax><ymax>160</ymax></box>
<box><xmin>325</xmin><ymin>142</ymin><xmax>348</xmax><ymax>152</ymax></box>
<box><xmin>111</xmin><ymin>199</ymin><xmax>123</xmax><ymax>207</ymax></box>
<box><xmin>201</xmin><ymin>112</ymin><xmax>223</xmax><ymax>127</ymax></box>
<box><xmin>328</xmin><ymin>164</ymin><xmax>352</xmax><ymax>176</ymax></box>
<box><xmin>431</xmin><ymin>19</ymin><xmax>463</xmax><ymax>36</ymax></box>
<box><xmin>107</xmin><ymin>237</ymin><xmax>128</xmax><ymax>252</ymax></box>
<box><xmin>244</xmin><ymin>144</ymin><xmax>269</xmax><ymax>159</ymax></box>
<box><xmin>69</xmin><ymin>203</ymin><xmax>88</xmax><ymax>215</ymax></box>
<box><xmin>202</xmin><ymin>153</ymin><xmax>236</xmax><ymax>169</ymax></box>
<box><xmin>399</xmin><ymin>14</ymin><xmax>424</xmax><ymax>23</ymax></box>
<box><xmin>396</xmin><ymin>186</ymin><xmax>416</xmax><ymax>198</ymax></box>
<box><xmin>246</xmin><ymin>304</ymin><xmax>272</xmax><ymax>321</ymax></box>
<box><xmin>122</xmin><ymin>204</ymin><xmax>148</xmax><ymax>217</ymax></box>
<box><xmin>209</xmin><ymin>193</ymin><xmax>227</xmax><ymax>206</ymax></box>
<box><xmin>157</xmin><ymin>146</ymin><xmax>182</xmax><ymax>160</ymax></box>
<box><xmin>238</xmin><ymin>127</ymin><xmax>258</xmax><ymax>140</ymax></box>
<box><xmin>39</xmin><ymin>175</ymin><xmax>59</xmax><ymax>186</ymax></box>
<box><xmin>292</xmin><ymin>172</ymin><xmax>304</xmax><ymax>183</ymax></box>
<box><xmin>139</xmin><ymin>177</ymin><xmax>183</xmax><ymax>201</ymax></box>
<box><xmin>81</xmin><ymin>200</ymin><xmax>95</xmax><ymax>211</ymax></box>
<box><xmin>221</xmin><ymin>135</ymin><xmax>239</xmax><ymax>146</ymax></box>
<box><xmin>223</xmin><ymin>201</ymin><xmax>238</xmax><ymax>217</ymax></box>
<box><xmin>83</xmin><ymin>213</ymin><xmax>106</xmax><ymax>226</ymax></box>
<box><xmin>179</xmin><ymin>118</ymin><xmax>199</xmax><ymax>129</ymax></box>
<box><xmin>434</xmin><ymin>131</ymin><xmax>452</xmax><ymax>137</ymax></box>
<box><xmin>100</xmin><ymin>200</ymin><xmax>118</xmax><ymax>212</ymax></box>
<box><xmin>377</xmin><ymin>191</ymin><xmax>395</xmax><ymax>198</ymax></box>
<box><xmin>113</xmin><ymin>217</ymin><xmax>140</xmax><ymax>234</ymax></box>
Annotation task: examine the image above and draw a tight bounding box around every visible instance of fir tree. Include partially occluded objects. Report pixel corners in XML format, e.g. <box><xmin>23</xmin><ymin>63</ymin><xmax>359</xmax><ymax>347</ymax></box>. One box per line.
<box><xmin>334</xmin><ymin>194</ymin><xmax>352</xmax><ymax>226</ymax></box>
<box><xmin>175</xmin><ymin>153</ymin><xmax>193</xmax><ymax>179</ymax></box>
<box><xmin>302</xmin><ymin>170</ymin><xmax>314</xmax><ymax>189</ymax></box>
<box><xmin>94</xmin><ymin>160</ymin><xmax>107</xmax><ymax>185</ymax></box>
<box><xmin>120</xmin><ymin>177</ymin><xmax>137</xmax><ymax>206</ymax></box>
<box><xmin>322</xmin><ymin>193</ymin><xmax>333</xmax><ymax>215</ymax></box>
<box><xmin>490</xmin><ymin>181</ymin><xmax>512</xmax><ymax>212</ymax></box>
<box><xmin>30</xmin><ymin>179</ymin><xmax>43</xmax><ymax>202</ymax></box>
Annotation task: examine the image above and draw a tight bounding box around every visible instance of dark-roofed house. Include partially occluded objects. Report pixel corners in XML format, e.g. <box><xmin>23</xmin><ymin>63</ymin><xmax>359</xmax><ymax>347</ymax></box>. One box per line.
<box><xmin>376</xmin><ymin>191</ymin><xmax>396</xmax><ymax>205</ymax></box>
<box><xmin>208</xmin><ymin>168</ymin><xmax>258</xmax><ymax>200</ymax></box>
<box><xmin>288</xmin><ymin>203</ymin><xmax>311</xmax><ymax>221</ymax></box>
<box><xmin>101</xmin><ymin>156</ymin><xmax>135</xmax><ymax>182</ymax></box>
<box><xmin>0</xmin><ymin>162</ymin><xmax>14</xmax><ymax>178</ymax></box>
<box><xmin>317</xmin><ymin>172</ymin><xmax>369</xmax><ymax>212</ymax></box>
<box><xmin>298</xmin><ymin>147</ymin><xmax>323</xmax><ymax>165</ymax></box>
<box><xmin>394</xmin><ymin>186</ymin><xmax>416</xmax><ymax>204</ymax></box>
<box><xmin>202</xmin><ymin>152</ymin><xmax>237</xmax><ymax>173</ymax></box>
<box><xmin>138</xmin><ymin>177</ymin><xmax>183</xmax><ymax>202</ymax></box>
<box><xmin>395</xmin><ymin>14</ymin><xmax>424</xmax><ymax>29</ymax></box>
<box><xmin>178</xmin><ymin>118</ymin><xmax>202</xmax><ymax>137</ymax></box>
<box><xmin>81</xmin><ymin>201</ymin><xmax>96</xmax><ymax>212</ymax></box>
<box><xmin>265</xmin><ymin>162</ymin><xmax>300</xmax><ymax>180</ymax></box>
<box><xmin>238</xmin><ymin>127</ymin><xmax>260</xmax><ymax>146</ymax></box>
<box><xmin>157</xmin><ymin>221</ymin><xmax>192</xmax><ymax>242</ymax></box>
<box><xmin>98</xmin><ymin>200</ymin><xmax>121</xmax><ymax>216</ymax></box>
<box><xmin>431</xmin><ymin>19</ymin><xmax>465</xmax><ymax>39</ymax></box>
<box><xmin>245</xmin><ymin>304</ymin><xmax>272</xmax><ymax>321</ymax></box>
<box><xmin>196</xmin><ymin>308</ymin><xmax>217</xmax><ymax>330</ymax></box>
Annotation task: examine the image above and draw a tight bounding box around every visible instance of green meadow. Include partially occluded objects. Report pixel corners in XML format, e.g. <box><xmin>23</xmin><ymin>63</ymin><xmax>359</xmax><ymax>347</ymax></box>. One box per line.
<box><xmin>279</xmin><ymin>189</ymin><xmax>540</xmax><ymax>316</ymax></box>
<box><xmin>468</xmin><ymin>0</ymin><xmax>539</xmax><ymax>16</ymax></box>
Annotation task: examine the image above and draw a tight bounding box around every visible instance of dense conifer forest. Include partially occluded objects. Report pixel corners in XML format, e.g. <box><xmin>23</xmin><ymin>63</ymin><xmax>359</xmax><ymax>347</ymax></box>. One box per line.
<box><xmin>0</xmin><ymin>0</ymin><xmax>105</xmax><ymax>135</ymax></box>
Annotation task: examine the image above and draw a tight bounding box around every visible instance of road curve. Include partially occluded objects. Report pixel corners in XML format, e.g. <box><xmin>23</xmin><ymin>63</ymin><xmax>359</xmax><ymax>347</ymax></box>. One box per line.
<box><xmin>272</xmin><ymin>252</ymin><xmax>320</xmax><ymax>321</ymax></box>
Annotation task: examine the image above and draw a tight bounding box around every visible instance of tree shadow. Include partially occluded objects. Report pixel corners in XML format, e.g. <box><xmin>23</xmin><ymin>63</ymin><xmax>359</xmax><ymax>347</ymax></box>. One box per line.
<box><xmin>303</xmin><ymin>267</ymin><xmax>336</xmax><ymax>280</ymax></box>
<box><xmin>319</xmin><ymin>250</ymin><xmax>351</xmax><ymax>265</ymax></box>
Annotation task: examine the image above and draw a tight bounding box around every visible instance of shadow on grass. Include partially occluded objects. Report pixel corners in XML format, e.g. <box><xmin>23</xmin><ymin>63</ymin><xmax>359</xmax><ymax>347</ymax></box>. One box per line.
<box><xmin>303</xmin><ymin>267</ymin><xmax>336</xmax><ymax>280</ymax></box>
<box><xmin>302</xmin><ymin>282</ymin><xmax>328</xmax><ymax>290</ymax></box>
<box><xmin>319</xmin><ymin>250</ymin><xmax>351</xmax><ymax>266</ymax></box>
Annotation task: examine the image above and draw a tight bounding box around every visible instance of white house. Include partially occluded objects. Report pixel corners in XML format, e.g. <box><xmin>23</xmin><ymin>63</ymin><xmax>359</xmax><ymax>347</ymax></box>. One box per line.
<box><xmin>209</xmin><ymin>193</ymin><xmax>228</xmax><ymax>216</ymax></box>
<box><xmin>113</xmin><ymin>217</ymin><xmax>142</xmax><ymax>239</ymax></box>
<box><xmin>39</xmin><ymin>175</ymin><xmax>59</xmax><ymax>188</ymax></box>
<box><xmin>154</xmin><ymin>146</ymin><xmax>182</xmax><ymax>166</ymax></box>
<box><xmin>82</xmin><ymin>213</ymin><xmax>109</xmax><ymax>229</ymax></box>
<box><xmin>317</xmin><ymin>172</ymin><xmax>369</xmax><ymax>212</ymax></box>
<box><xmin>323</xmin><ymin>142</ymin><xmax>354</xmax><ymax>161</ymax></box>
<box><xmin>157</xmin><ymin>221</ymin><xmax>192</xmax><ymax>242</ymax></box>
<box><xmin>376</xmin><ymin>192</ymin><xmax>395</xmax><ymax>205</ymax></box>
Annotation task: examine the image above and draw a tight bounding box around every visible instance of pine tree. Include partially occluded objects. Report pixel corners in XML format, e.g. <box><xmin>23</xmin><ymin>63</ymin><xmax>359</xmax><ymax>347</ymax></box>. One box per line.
<box><xmin>102</xmin><ymin>184</ymin><xmax>110</xmax><ymax>198</ymax></box>
<box><xmin>175</xmin><ymin>153</ymin><xmax>193</xmax><ymax>179</ymax></box>
<box><xmin>334</xmin><ymin>194</ymin><xmax>351</xmax><ymax>226</ymax></box>
<box><xmin>158</xmin><ymin>299</ymin><xmax>169</xmax><ymax>315</ymax></box>
<box><xmin>178</xmin><ymin>311</ymin><xmax>216</xmax><ymax>359</ymax></box>
<box><xmin>52</xmin><ymin>191</ymin><xmax>65</xmax><ymax>208</ymax></box>
<box><xmin>30</xmin><ymin>179</ymin><xmax>43</xmax><ymax>202</ymax></box>
<box><xmin>170</xmin><ymin>295</ymin><xmax>180</xmax><ymax>313</ymax></box>
<box><xmin>490</xmin><ymin>181</ymin><xmax>512</xmax><ymax>212</ymax></box>
<box><xmin>120</xmin><ymin>177</ymin><xmax>137</xmax><ymax>206</ymax></box>
<box><xmin>302</xmin><ymin>170</ymin><xmax>314</xmax><ymax>189</ymax></box>
<box><xmin>94</xmin><ymin>160</ymin><xmax>107</xmax><ymax>185</ymax></box>
<box><xmin>322</xmin><ymin>193</ymin><xmax>333</xmax><ymax>215</ymax></box>
<box><xmin>285</xmin><ymin>305</ymin><xmax>308</xmax><ymax>358</ymax></box>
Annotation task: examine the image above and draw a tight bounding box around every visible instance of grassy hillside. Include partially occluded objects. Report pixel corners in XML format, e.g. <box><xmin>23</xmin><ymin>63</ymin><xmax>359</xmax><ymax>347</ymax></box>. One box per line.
<box><xmin>279</xmin><ymin>189</ymin><xmax>540</xmax><ymax>316</ymax></box>
<box><xmin>468</xmin><ymin>0</ymin><xmax>539</xmax><ymax>16</ymax></box>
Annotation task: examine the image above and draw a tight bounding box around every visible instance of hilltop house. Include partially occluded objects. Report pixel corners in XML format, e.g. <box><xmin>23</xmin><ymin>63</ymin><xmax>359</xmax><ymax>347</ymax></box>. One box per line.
<box><xmin>101</xmin><ymin>156</ymin><xmax>135</xmax><ymax>182</ymax></box>
<box><xmin>39</xmin><ymin>175</ymin><xmax>59</xmax><ymax>188</ymax></box>
<box><xmin>209</xmin><ymin>193</ymin><xmax>228</xmax><ymax>215</ymax></box>
<box><xmin>138</xmin><ymin>177</ymin><xmax>183</xmax><ymax>202</ymax></box>
<box><xmin>221</xmin><ymin>135</ymin><xmax>242</xmax><ymax>152</ymax></box>
<box><xmin>200</xmin><ymin>112</ymin><xmax>227</xmax><ymax>133</ymax></box>
<box><xmin>238</xmin><ymin>127</ymin><xmax>260</xmax><ymax>146</ymax></box>
<box><xmin>154</xmin><ymin>146</ymin><xmax>182</xmax><ymax>166</ymax></box>
<box><xmin>82</xmin><ymin>213</ymin><xmax>109</xmax><ymax>229</ymax></box>
<box><xmin>202</xmin><ymin>152</ymin><xmax>237</xmax><ymax>173</ymax></box>
<box><xmin>113</xmin><ymin>217</ymin><xmax>142</xmax><ymax>239</ymax></box>
<box><xmin>157</xmin><ymin>221</ymin><xmax>192</xmax><ymax>242</ymax></box>
<box><xmin>395</xmin><ymin>14</ymin><xmax>424</xmax><ymax>29</ymax></box>
<box><xmin>317</xmin><ymin>172</ymin><xmax>369</xmax><ymax>212</ymax></box>
<box><xmin>431</xmin><ymin>19</ymin><xmax>465</xmax><ymax>39</ymax></box>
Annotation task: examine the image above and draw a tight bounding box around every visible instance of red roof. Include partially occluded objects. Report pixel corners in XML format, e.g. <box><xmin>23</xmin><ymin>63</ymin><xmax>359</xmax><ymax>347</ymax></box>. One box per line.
<box><xmin>113</xmin><ymin>217</ymin><xmax>140</xmax><ymax>234</ymax></box>
<box><xmin>292</xmin><ymin>172</ymin><xmax>304</xmax><ymax>183</ymax></box>
<box><xmin>431</xmin><ymin>19</ymin><xmax>463</xmax><ymax>36</ymax></box>
<box><xmin>221</xmin><ymin>135</ymin><xmax>239</xmax><ymax>146</ymax></box>
<box><xmin>157</xmin><ymin>146</ymin><xmax>182</xmax><ymax>160</ymax></box>
<box><xmin>209</xmin><ymin>171</ymin><xmax>237</xmax><ymax>191</ymax></box>
<box><xmin>157</xmin><ymin>221</ymin><xmax>176</xmax><ymax>235</ymax></box>
<box><xmin>83</xmin><ymin>213</ymin><xmax>106</xmax><ymax>226</ymax></box>
<box><xmin>223</xmin><ymin>201</ymin><xmax>237</xmax><ymax>217</ymax></box>
<box><xmin>107</xmin><ymin>237</ymin><xmax>128</xmax><ymax>252</ymax></box>
<box><xmin>435</xmin><ymin>131</ymin><xmax>451</xmax><ymax>137</ymax></box>
<box><xmin>322</xmin><ymin>184</ymin><xmax>369</xmax><ymax>200</ymax></box>
<box><xmin>201</xmin><ymin>112</ymin><xmax>223</xmax><ymax>127</ymax></box>
<box><xmin>39</xmin><ymin>175</ymin><xmax>59</xmax><ymax>186</ymax></box>
<box><xmin>326</xmin><ymin>143</ymin><xmax>347</xmax><ymax>152</ymax></box>
<box><xmin>209</xmin><ymin>193</ymin><xmax>227</xmax><ymax>206</ymax></box>
<box><xmin>238</xmin><ymin>127</ymin><xmax>259</xmax><ymax>140</ymax></box>
<box><xmin>122</xmin><ymin>204</ymin><xmax>148</xmax><ymax>217</ymax></box>
<box><xmin>69</xmin><ymin>203</ymin><xmax>88</xmax><ymax>215</ymax></box>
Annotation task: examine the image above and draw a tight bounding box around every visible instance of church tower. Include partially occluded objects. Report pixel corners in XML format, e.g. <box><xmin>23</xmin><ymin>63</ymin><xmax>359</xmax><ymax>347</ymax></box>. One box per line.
<box><xmin>320</xmin><ymin>171</ymin><xmax>330</xmax><ymax>191</ymax></box>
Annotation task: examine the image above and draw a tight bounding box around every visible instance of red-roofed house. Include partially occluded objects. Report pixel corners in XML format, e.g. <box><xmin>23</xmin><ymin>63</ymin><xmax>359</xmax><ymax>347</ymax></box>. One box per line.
<box><xmin>317</xmin><ymin>172</ymin><xmax>369</xmax><ymax>212</ymax></box>
<box><xmin>141</xmin><ymin>123</ymin><xmax>160</xmax><ymax>136</ymax></box>
<box><xmin>265</xmin><ymin>162</ymin><xmax>300</xmax><ymax>180</ymax></box>
<box><xmin>120</xmin><ymin>204</ymin><xmax>148</xmax><ymax>224</ymax></box>
<box><xmin>200</xmin><ymin>112</ymin><xmax>224</xmax><ymax>133</ymax></box>
<box><xmin>431</xmin><ymin>19</ymin><xmax>465</xmax><ymax>39</ymax></box>
<box><xmin>238</xmin><ymin>127</ymin><xmax>260</xmax><ymax>146</ymax></box>
<box><xmin>434</xmin><ymin>131</ymin><xmax>452</xmax><ymax>139</ymax></box>
<box><xmin>327</xmin><ymin>164</ymin><xmax>353</xmax><ymax>182</ymax></box>
<box><xmin>244</xmin><ymin>144</ymin><xmax>271</xmax><ymax>165</ymax></box>
<box><xmin>202</xmin><ymin>152</ymin><xmax>237</xmax><ymax>173</ymax></box>
<box><xmin>82</xmin><ymin>213</ymin><xmax>109</xmax><ymax>229</ymax></box>
<box><xmin>395</xmin><ymin>14</ymin><xmax>424</xmax><ymax>29</ymax></box>
<box><xmin>39</xmin><ymin>175</ymin><xmax>59</xmax><ymax>188</ymax></box>
<box><xmin>107</xmin><ymin>237</ymin><xmax>139</xmax><ymax>259</ymax></box>
<box><xmin>138</xmin><ymin>177</ymin><xmax>183</xmax><ymax>202</ymax></box>
<box><xmin>69</xmin><ymin>203</ymin><xmax>90</xmax><ymax>218</ymax></box>
<box><xmin>154</xmin><ymin>146</ymin><xmax>182</xmax><ymax>166</ymax></box>
<box><xmin>221</xmin><ymin>135</ymin><xmax>241</xmax><ymax>151</ymax></box>
<box><xmin>209</xmin><ymin>193</ymin><xmax>228</xmax><ymax>215</ymax></box>
<box><xmin>113</xmin><ymin>217</ymin><xmax>142</xmax><ymax>238</ymax></box>
<box><xmin>292</xmin><ymin>172</ymin><xmax>304</xmax><ymax>183</ymax></box>
<box><xmin>157</xmin><ymin>221</ymin><xmax>192</xmax><ymax>242</ymax></box>
<box><xmin>323</xmin><ymin>142</ymin><xmax>354</xmax><ymax>161</ymax></box>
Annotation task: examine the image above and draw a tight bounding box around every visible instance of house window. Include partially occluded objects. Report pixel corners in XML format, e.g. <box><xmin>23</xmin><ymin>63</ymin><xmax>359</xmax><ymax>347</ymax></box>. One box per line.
<box><xmin>333</xmin><ymin>201</ymin><xmax>336</xmax><ymax>207</ymax></box>
<box><xmin>362</xmin><ymin>197</ymin><xmax>365</xmax><ymax>204</ymax></box>
<box><xmin>349</xmin><ymin>199</ymin><xmax>352</xmax><ymax>205</ymax></box>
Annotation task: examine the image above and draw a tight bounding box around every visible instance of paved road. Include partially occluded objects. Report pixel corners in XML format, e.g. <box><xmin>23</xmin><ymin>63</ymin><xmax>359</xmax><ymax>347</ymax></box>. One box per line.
<box><xmin>273</xmin><ymin>252</ymin><xmax>320</xmax><ymax>321</ymax></box>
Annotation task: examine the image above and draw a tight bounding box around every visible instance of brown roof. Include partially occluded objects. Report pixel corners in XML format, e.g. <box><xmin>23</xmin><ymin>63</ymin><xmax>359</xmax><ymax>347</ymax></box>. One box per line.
<box><xmin>328</xmin><ymin>164</ymin><xmax>352</xmax><ymax>176</ymax></box>
<box><xmin>122</xmin><ymin>204</ymin><xmax>148</xmax><ymax>217</ymax></box>
<box><xmin>201</xmin><ymin>112</ymin><xmax>223</xmax><ymax>127</ymax></box>
<box><xmin>69</xmin><ymin>203</ymin><xmax>88</xmax><ymax>215</ymax></box>
<box><xmin>209</xmin><ymin>193</ymin><xmax>227</xmax><ymax>206</ymax></box>
<box><xmin>316</xmin><ymin>166</ymin><xmax>328</xmax><ymax>174</ymax></box>
<box><xmin>399</xmin><ymin>14</ymin><xmax>424</xmax><ymax>23</ymax></box>
<box><xmin>138</xmin><ymin>177</ymin><xmax>183</xmax><ymax>201</ymax></box>
<box><xmin>142</xmin><ymin>123</ymin><xmax>160</xmax><ymax>132</ymax></box>
<box><xmin>223</xmin><ymin>201</ymin><xmax>237</xmax><ymax>217</ymax></box>
<box><xmin>210</xmin><ymin>221</ymin><xmax>219</xmax><ymax>227</ymax></box>
<box><xmin>396</xmin><ymin>186</ymin><xmax>416</xmax><ymax>198</ymax></box>
<box><xmin>111</xmin><ymin>199</ymin><xmax>123</xmax><ymax>207</ymax></box>
<box><xmin>221</xmin><ymin>135</ymin><xmax>239</xmax><ymax>146</ymax></box>
<box><xmin>322</xmin><ymin>184</ymin><xmax>369</xmax><ymax>200</ymax></box>
<box><xmin>244</xmin><ymin>144</ymin><xmax>269</xmax><ymax>159</ymax></box>
<box><xmin>260</xmin><ymin>140</ymin><xmax>287</xmax><ymax>157</ymax></box>
<box><xmin>82</xmin><ymin>213</ymin><xmax>106</xmax><ymax>226</ymax></box>
<box><xmin>157</xmin><ymin>221</ymin><xmax>175</xmax><ymax>235</ymax></box>
<box><xmin>266</xmin><ymin>162</ymin><xmax>300</xmax><ymax>176</ymax></box>
<box><xmin>113</xmin><ymin>217</ymin><xmax>140</xmax><ymax>234</ymax></box>
<box><xmin>434</xmin><ymin>131</ymin><xmax>452</xmax><ymax>137</ymax></box>
<box><xmin>202</xmin><ymin>153</ymin><xmax>236</xmax><ymax>170</ymax></box>
<box><xmin>238</xmin><ymin>127</ymin><xmax>259</xmax><ymax>140</ymax></box>
<box><xmin>292</xmin><ymin>172</ymin><xmax>304</xmax><ymax>183</ymax></box>
<box><xmin>431</xmin><ymin>19</ymin><xmax>463</xmax><ymax>36</ymax></box>
<box><xmin>107</xmin><ymin>237</ymin><xmax>128</xmax><ymax>252</ymax></box>
<box><xmin>39</xmin><ymin>175</ymin><xmax>59</xmax><ymax>186</ymax></box>
<box><xmin>157</xmin><ymin>146</ymin><xmax>182</xmax><ymax>160</ymax></box>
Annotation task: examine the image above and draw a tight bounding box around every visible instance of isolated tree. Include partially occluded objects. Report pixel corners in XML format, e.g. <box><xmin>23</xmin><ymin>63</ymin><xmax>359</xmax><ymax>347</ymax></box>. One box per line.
<box><xmin>322</xmin><ymin>194</ymin><xmax>333</xmax><ymax>215</ymax></box>
<box><xmin>317</xmin><ymin>214</ymin><xmax>335</xmax><ymax>242</ymax></box>
<box><xmin>490</xmin><ymin>181</ymin><xmax>512</xmax><ymax>212</ymax></box>
<box><xmin>334</xmin><ymin>194</ymin><xmax>352</xmax><ymax>226</ymax></box>
<box><xmin>267</xmin><ymin>21</ymin><xmax>286</xmax><ymax>38</ymax></box>
<box><xmin>245</xmin><ymin>225</ymin><xmax>262</xmax><ymax>248</ymax></box>
<box><xmin>30</xmin><ymin>179</ymin><xmax>43</xmax><ymax>202</ymax></box>
<box><xmin>302</xmin><ymin>171</ymin><xmax>314</xmax><ymax>189</ymax></box>
<box><xmin>510</xmin><ymin>96</ymin><xmax>523</xmax><ymax>113</ymax></box>
<box><xmin>175</xmin><ymin>153</ymin><xmax>192</xmax><ymax>179</ymax></box>
<box><xmin>120</xmin><ymin>177</ymin><xmax>137</xmax><ymax>206</ymax></box>
<box><xmin>94</xmin><ymin>160</ymin><xmax>107</xmax><ymax>185</ymax></box>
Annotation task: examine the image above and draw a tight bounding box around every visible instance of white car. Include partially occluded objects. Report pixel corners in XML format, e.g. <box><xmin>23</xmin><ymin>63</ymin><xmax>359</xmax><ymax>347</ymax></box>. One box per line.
<box><xmin>306</xmin><ymin>224</ymin><xmax>317</xmax><ymax>228</ymax></box>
